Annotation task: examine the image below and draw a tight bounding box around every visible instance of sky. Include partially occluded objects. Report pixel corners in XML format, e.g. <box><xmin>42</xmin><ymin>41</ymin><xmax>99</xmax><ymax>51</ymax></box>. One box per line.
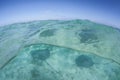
<box><xmin>0</xmin><ymin>0</ymin><xmax>120</xmax><ymax>28</ymax></box>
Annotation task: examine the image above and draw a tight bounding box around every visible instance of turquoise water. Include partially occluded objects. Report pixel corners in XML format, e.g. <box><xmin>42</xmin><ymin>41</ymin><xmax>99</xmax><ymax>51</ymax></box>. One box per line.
<box><xmin>0</xmin><ymin>20</ymin><xmax>120</xmax><ymax>80</ymax></box>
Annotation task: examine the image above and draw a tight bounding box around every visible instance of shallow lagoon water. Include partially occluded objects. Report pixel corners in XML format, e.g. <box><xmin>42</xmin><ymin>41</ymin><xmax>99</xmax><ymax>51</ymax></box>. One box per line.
<box><xmin>0</xmin><ymin>20</ymin><xmax>120</xmax><ymax>80</ymax></box>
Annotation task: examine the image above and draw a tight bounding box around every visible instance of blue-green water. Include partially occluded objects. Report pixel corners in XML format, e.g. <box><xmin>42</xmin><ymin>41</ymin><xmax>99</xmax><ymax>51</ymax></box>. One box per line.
<box><xmin>0</xmin><ymin>20</ymin><xmax>120</xmax><ymax>80</ymax></box>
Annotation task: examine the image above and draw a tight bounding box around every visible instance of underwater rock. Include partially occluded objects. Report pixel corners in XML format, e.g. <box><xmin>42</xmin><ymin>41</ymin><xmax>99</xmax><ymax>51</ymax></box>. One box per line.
<box><xmin>77</xmin><ymin>29</ymin><xmax>99</xmax><ymax>43</ymax></box>
<box><xmin>31</xmin><ymin>49</ymin><xmax>50</xmax><ymax>61</ymax></box>
<box><xmin>75</xmin><ymin>55</ymin><xmax>94</xmax><ymax>68</ymax></box>
<box><xmin>40</xmin><ymin>29</ymin><xmax>56</xmax><ymax>37</ymax></box>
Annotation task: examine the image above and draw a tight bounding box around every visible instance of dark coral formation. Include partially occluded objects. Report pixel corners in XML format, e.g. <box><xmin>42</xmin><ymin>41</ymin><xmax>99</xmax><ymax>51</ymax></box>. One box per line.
<box><xmin>75</xmin><ymin>55</ymin><xmax>94</xmax><ymax>68</ymax></box>
<box><xmin>77</xmin><ymin>29</ymin><xmax>99</xmax><ymax>43</ymax></box>
<box><xmin>40</xmin><ymin>29</ymin><xmax>56</xmax><ymax>37</ymax></box>
<box><xmin>30</xmin><ymin>49</ymin><xmax>50</xmax><ymax>61</ymax></box>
